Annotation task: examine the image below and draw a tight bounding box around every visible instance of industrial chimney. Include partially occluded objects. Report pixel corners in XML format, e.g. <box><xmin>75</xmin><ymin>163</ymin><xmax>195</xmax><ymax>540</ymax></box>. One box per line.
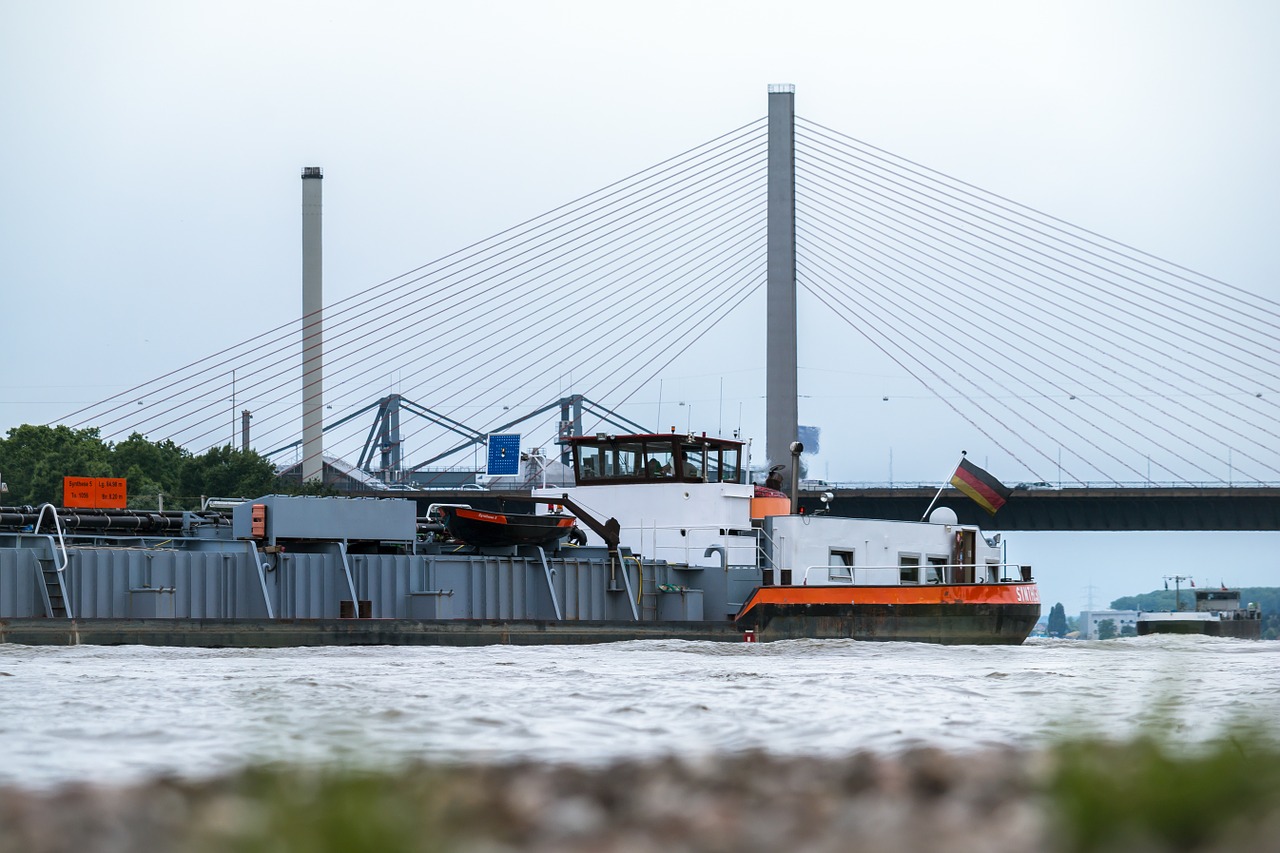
<box><xmin>301</xmin><ymin>166</ymin><xmax>324</xmax><ymax>483</ymax></box>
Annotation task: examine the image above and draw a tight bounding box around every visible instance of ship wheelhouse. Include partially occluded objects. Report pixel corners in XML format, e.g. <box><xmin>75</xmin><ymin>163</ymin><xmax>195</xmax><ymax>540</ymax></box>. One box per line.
<box><xmin>567</xmin><ymin>433</ymin><xmax>745</xmax><ymax>487</ymax></box>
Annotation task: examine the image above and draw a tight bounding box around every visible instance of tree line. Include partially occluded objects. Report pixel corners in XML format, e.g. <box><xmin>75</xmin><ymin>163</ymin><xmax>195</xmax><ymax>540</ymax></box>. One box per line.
<box><xmin>0</xmin><ymin>424</ymin><xmax>317</xmax><ymax>510</ymax></box>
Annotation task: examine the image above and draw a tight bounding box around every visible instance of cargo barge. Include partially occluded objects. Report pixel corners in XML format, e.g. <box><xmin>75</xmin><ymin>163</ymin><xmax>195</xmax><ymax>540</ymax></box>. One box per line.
<box><xmin>1137</xmin><ymin>587</ymin><xmax>1262</xmax><ymax>639</ymax></box>
<box><xmin>0</xmin><ymin>433</ymin><xmax>1039</xmax><ymax>647</ymax></box>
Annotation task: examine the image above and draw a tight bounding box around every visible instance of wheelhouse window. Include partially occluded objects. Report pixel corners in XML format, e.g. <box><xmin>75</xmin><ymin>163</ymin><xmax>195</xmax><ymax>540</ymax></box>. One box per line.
<box><xmin>621</xmin><ymin>445</ymin><xmax>640</xmax><ymax>478</ymax></box>
<box><xmin>681</xmin><ymin>444</ymin><xmax>705</xmax><ymax>481</ymax></box>
<box><xmin>571</xmin><ymin>435</ymin><xmax>746</xmax><ymax>485</ymax></box>
<box><xmin>925</xmin><ymin>556</ymin><xmax>947</xmax><ymax>584</ymax></box>
<box><xmin>642</xmin><ymin>445</ymin><xmax>675</xmax><ymax>477</ymax></box>
<box><xmin>714</xmin><ymin>445</ymin><xmax>742</xmax><ymax>483</ymax></box>
<box><xmin>577</xmin><ymin>444</ymin><xmax>608</xmax><ymax>480</ymax></box>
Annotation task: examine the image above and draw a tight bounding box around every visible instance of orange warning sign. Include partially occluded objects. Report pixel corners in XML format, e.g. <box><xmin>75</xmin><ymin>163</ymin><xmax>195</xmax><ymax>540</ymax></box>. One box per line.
<box><xmin>63</xmin><ymin>477</ymin><xmax>128</xmax><ymax>509</ymax></box>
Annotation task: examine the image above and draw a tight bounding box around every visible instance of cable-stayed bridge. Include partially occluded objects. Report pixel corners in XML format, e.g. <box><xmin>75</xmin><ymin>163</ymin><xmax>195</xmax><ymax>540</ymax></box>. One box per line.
<box><xmin>56</xmin><ymin>88</ymin><xmax>1280</xmax><ymax>528</ymax></box>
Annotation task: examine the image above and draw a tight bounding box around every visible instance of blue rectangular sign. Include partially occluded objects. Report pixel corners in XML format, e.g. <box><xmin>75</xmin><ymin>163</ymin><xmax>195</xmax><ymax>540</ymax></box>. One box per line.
<box><xmin>487</xmin><ymin>434</ymin><xmax>521</xmax><ymax>475</ymax></box>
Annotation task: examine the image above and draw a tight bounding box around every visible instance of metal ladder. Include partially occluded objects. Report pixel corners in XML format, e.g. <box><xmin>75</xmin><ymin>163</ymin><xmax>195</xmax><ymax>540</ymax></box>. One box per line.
<box><xmin>33</xmin><ymin>504</ymin><xmax>73</xmax><ymax>618</ymax></box>
<box><xmin>640</xmin><ymin>586</ymin><xmax>659</xmax><ymax>621</ymax></box>
<box><xmin>39</xmin><ymin>558</ymin><xmax>68</xmax><ymax>617</ymax></box>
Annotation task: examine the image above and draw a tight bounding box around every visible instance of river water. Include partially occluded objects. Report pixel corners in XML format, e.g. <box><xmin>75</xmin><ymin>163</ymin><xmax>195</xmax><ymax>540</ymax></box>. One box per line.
<box><xmin>2</xmin><ymin>635</ymin><xmax>1277</xmax><ymax>790</ymax></box>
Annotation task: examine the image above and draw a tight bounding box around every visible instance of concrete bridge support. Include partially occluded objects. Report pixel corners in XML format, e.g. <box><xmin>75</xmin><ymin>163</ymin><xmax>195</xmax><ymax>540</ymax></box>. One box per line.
<box><xmin>766</xmin><ymin>85</ymin><xmax>799</xmax><ymax>484</ymax></box>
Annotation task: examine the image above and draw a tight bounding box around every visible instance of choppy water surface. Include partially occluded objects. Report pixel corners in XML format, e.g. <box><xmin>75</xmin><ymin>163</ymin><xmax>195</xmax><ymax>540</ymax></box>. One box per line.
<box><xmin>1</xmin><ymin>636</ymin><xmax>1277</xmax><ymax>789</ymax></box>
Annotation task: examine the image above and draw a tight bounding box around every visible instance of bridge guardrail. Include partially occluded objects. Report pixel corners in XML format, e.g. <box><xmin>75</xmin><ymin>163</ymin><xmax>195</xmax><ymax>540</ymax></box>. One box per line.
<box><xmin>818</xmin><ymin>482</ymin><xmax>1280</xmax><ymax>490</ymax></box>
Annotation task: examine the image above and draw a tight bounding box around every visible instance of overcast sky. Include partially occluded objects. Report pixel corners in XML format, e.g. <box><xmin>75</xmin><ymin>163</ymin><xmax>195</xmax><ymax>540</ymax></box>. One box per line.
<box><xmin>2</xmin><ymin>1</ymin><xmax>1278</xmax><ymax>614</ymax></box>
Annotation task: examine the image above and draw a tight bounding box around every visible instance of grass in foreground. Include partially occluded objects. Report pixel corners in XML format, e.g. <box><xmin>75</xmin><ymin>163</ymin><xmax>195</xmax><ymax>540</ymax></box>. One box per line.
<box><xmin>1049</xmin><ymin>728</ymin><xmax>1280</xmax><ymax>852</ymax></box>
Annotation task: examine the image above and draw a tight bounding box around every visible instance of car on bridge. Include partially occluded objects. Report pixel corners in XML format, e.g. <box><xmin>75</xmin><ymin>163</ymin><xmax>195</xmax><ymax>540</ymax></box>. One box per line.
<box><xmin>800</xmin><ymin>479</ymin><xmax>834</xmax><ymax>491</ymax></box>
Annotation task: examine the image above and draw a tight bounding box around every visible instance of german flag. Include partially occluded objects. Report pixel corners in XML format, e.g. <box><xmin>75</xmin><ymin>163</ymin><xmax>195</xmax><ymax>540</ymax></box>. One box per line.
<box><xmin>950</xmin><ymin>458</ymin><xmax>1010</xmax><ymax>515</ymax></box>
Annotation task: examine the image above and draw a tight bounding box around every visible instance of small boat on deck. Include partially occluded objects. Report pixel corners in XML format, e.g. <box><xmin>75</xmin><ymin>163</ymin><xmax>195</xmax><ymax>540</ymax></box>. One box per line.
<box><xmin>437</xmin><ymin>505</ymin><xmax>577</xmax><ymax>548</ymax></box>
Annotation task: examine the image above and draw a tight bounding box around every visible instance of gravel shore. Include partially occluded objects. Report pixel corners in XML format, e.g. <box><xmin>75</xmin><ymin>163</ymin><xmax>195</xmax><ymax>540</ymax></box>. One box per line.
<box><xmin>0</xmin><ymin>748</ymin><xmax>1051</xmax><ymax>853</ymax></box>
<box><xmin>2</xmin><ymin>745</ymin><xmax>1277</xmax><ymax>853</ymax></box>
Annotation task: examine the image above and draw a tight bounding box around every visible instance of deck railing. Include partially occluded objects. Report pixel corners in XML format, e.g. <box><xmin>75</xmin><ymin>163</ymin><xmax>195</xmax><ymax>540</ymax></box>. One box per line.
<box><xmin>797</xmin><ymin>563</ymin><xmax>1033</xmax><ymax>586</ymax></box>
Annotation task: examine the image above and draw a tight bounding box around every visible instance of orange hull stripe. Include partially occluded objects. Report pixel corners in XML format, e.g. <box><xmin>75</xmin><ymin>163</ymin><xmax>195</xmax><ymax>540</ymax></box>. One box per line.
<box><xmin>740</xmin><ymin>583</ymin><xmax>1040</xmax><ymax>610</ymax></box>
<box><xmin>455</xmin><ymin>509</ymin><xmax>574</xmax><ymax>528</ymax></box>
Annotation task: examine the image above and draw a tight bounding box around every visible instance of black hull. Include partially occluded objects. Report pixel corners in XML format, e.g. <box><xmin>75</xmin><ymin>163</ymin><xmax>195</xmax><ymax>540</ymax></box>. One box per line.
<box><xmin>0</xmin><ymin>618</ymin><xmax>743</xmax><ymax>647</ymax></box>
<box><xmin>440</xmin><ymin>507</ymin><xmax>574</xmax><ymax>548</ymax></box>
<box><xmin>1</xmin><ymin>607</ymin><xmax>1040</xmax><ymax>648</ymax></box>
<box><xmin>1137</xmin><ymin>619</ymin><xmax>1262</xmax><ymax>640</ymax></box>
<box><xmin>738</xmin><ymin>602</ymin><xmax>1042</xmax><ymax>645</ymax></box>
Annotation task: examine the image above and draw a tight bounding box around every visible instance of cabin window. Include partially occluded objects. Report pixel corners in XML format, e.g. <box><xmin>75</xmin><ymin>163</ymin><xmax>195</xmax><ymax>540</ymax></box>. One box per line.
<box><xmin>642</xmin><ymin>445</ymin><xmax>675</xmax><ymax>478</ymax></box>
<box><xmin>575</xmin><ymin>440</ymin><xmax>678</xmax><ymax>481</ymax></box>
<box><xmin>985</xmin><ymin>562</ymin><xmax>999</xmax><ymax>583</ymax></box>
<box><xmin>572</xmin><ymin>436</ymin><xmax>746</xmax><ymax>485</ymax></box>
<box><xmin>718</xmin><ymin>446</ymin><xmax>742</xmax><ymax>483</ymax></box>
<box><xmin>698</xmin><ymin>443</ymin><xmax>741</xmax><ymax>484</ymax></box>
<box><xmin>605</xmin><ymin>445</ymin><xmax>630</xmax><ymax>477</ymax></box>
<box><xmin>612</xmin><ymin>442</ymin><xmax>643</xmax><ymax>477</ymax></box>
<box><xmin>578</xmin><ymin>445</ymin><xmax>607</xmax><ymax>480</ymax></box>
<box><xmin>899</xmin><ymin>554</ymin><xmax>920</xmax><ymax>584</ymax></box>
<box><xmin>829</xmin><ymin>549</ymin><xmax>854</xmax><ymax>583</ymax></box>
<box><xmin>681</xmin><ymin>445</ymin><xmax>705</xmax><ymax>481</ymax></box>
<box><xmin>925</xmin><ymin>556</ymin><xmax>946</xmax><ymax>584</ymax></box>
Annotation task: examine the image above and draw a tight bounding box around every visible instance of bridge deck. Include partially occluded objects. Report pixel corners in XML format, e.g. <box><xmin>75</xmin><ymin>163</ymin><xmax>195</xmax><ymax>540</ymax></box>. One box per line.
<box><xmin>800</xmin><ymin>487</ymin><xmax>1280</xmax><ymax>531</ymax></box>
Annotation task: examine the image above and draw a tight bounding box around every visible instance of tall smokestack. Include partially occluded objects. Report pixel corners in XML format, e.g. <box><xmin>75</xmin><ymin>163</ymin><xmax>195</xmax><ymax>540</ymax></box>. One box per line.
<box><xmin>301</xmin><ymin>166</ymin><xmax>324</xmax><ymax>483</ymax></box>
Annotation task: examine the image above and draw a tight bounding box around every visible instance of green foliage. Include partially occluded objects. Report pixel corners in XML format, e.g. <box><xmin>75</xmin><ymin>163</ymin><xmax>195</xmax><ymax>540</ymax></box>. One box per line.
<box><xmin>0</xmin><ymin>424</ymin><xmax>283</xmax><ymax>510</ymax></box>
<box><xmin>1050</xmin><ymin>729</ymin><xmax>1280</xmax><ymax>852</ymax></box>
<box><xmin>1047</xmin><ymin>602</ymin><xmax>1068</xmax><ymax>637</ymax></box>
<box><xmin>0</xmin><ymin>424</ymin><xmax>112</xmax><ymax>504</ymax></box>
<box><xmin>219</xmin><ymin>767</ymin><xmax>445</xmax><ymax>853</ymax></box>
<box><xmin>114</xmin><ymin>432</ymin><xmax>188</xmax><ymax>494</ymax></box>
<box><xmin>1112</xmin><ymin>589</ymin><xmax>1192</xmax><ymax>613</ymax></box>
<box><xmin>1095</xmin><ymin>618</ymin><xmax>1117</xmax><ymax>640</ymax></box>
<box><xmin>178</xmin><ymin>445</ymin><xmax>277</xmax><ymax>504</ymax></box>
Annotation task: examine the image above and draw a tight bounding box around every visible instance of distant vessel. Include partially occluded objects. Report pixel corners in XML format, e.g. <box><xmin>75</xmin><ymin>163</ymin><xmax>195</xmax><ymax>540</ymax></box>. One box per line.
<box><xmin>1137</xmin><ymin>586</ymin><xmax>1262</xmax><ymax>639</ymax></box>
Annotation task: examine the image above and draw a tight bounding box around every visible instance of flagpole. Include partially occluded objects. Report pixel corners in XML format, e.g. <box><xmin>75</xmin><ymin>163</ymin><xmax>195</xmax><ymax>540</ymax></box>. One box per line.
<box><xmin>921</xmin><ymin>451</ymin><xmax>965</xmax><ymax>522</ymax></box>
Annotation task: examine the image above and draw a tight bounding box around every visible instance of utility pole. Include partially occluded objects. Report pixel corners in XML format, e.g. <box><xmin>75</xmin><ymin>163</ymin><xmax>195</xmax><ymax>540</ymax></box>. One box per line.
<box><xmin>1083</xmin><ymin>582</ymin><xmax>1099</xmax><ymax>612</ymax></box>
